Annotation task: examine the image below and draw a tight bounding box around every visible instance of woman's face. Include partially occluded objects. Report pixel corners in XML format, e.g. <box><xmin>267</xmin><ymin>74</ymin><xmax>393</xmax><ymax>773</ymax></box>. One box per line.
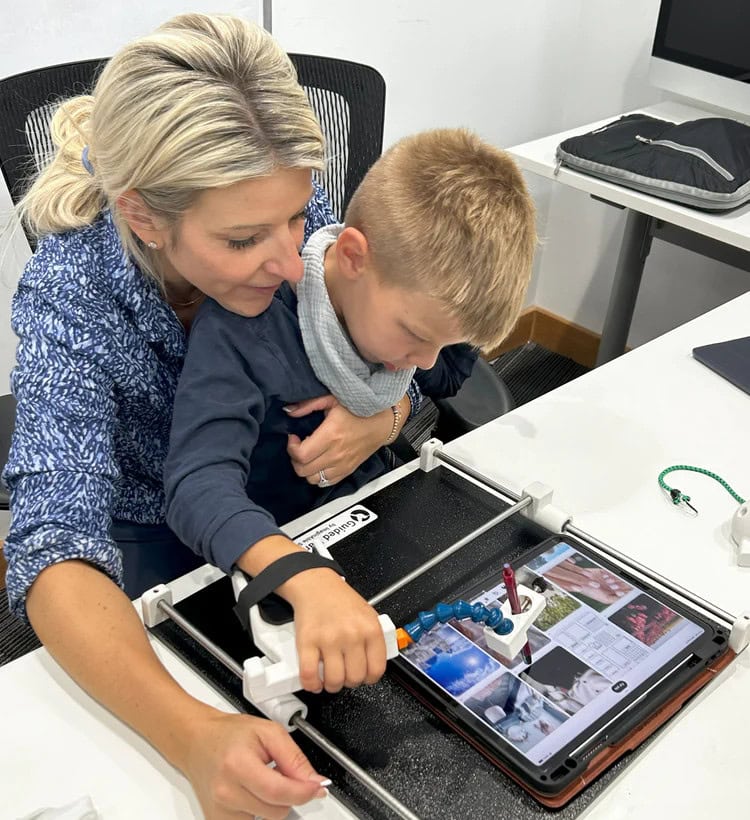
<box><xmin>160</xmin><ymin>167</ymin><xmax>313</xmax><ymax>317</ymax></box>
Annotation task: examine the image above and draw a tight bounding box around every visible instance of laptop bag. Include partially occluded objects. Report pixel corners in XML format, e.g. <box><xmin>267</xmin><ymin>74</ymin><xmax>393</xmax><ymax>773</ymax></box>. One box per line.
<box><xmin>556</xmin><ymin>113</ymin><xmax>750</xmax><ymax>210</ymax></box>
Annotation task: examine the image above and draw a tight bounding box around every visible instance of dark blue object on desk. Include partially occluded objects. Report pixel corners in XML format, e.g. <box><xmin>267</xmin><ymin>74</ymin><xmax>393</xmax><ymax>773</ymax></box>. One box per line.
<box><xmin>693</xmin><ymin>336</ymin><xmax>750</xmax><ymax>395</ymax></box>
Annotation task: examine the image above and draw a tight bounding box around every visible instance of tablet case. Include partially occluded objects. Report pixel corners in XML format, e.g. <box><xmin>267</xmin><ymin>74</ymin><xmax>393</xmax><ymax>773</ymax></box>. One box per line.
<box><xmin>390</xmin><ymin>536</ymin><xmax>732</xmax><ymax>808</ymax></box>
<box><xmin>693</xmin><ymin>336</ymin><xmax>750</xmax><ymax>395</ymax></box>
<box><xmin>395</xmin><ymin>650</ymin><xmax>733</xmax><ymax>809</ymax></box>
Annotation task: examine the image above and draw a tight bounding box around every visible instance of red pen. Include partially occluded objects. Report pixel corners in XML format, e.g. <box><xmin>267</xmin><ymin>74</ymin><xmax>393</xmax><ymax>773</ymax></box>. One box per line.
<box><xmin>503</xmin><ymin>563</ymin><xmax>532</xmax><ymax>665</ymax></box>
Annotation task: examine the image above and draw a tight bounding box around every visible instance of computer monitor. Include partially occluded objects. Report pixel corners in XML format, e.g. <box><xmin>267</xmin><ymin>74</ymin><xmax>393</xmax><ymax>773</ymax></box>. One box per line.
<box><xmin>649</xmin><ymin>0</ymin><xmax>750</xmax><ymax>119</ymax></box>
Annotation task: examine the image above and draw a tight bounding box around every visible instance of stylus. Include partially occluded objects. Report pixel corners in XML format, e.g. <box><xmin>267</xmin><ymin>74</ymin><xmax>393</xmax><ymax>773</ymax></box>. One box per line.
<box><xmin>503</xmin><ymin>563</ymin><xmax>533</xmax><ymax>664</ymax></box>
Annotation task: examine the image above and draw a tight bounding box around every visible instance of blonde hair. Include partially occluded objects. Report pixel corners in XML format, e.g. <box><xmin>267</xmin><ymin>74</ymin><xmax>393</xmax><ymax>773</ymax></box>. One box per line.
<box><xmin>18</xmin><ymin>13</ymin><xmax>324</xmax><ymax>283</ymax></box>
<box><xmin>345</xmin><ymin>128</ymin><xmax>537</xmax><ymax>350</ymax></box>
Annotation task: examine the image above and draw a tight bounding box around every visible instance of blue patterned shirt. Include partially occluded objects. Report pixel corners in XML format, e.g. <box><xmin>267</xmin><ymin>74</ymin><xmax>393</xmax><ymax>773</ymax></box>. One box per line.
<box><xmin>2</xmin><ymin>184</ymin><xmax>339</xmax><ymax>621</ymax></box>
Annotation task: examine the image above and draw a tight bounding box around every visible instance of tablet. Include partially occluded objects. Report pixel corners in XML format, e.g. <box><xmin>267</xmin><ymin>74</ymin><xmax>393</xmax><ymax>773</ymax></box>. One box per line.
<box><xmin>692</xmin><ymin>336</ymin><xmax>750</xmax><ymax>395</ymax></box>
<box><xmin>391</xmin><ymin>535</ymin><xmax>731</xmax><ymax>807</ymax></box>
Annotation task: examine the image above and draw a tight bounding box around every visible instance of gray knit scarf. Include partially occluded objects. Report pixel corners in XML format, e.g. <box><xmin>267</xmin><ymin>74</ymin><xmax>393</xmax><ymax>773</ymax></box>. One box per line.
<box><xmin>297</xmin><ymin>224</ymin><xmax>415</xmax><ymax>416</ymax></box>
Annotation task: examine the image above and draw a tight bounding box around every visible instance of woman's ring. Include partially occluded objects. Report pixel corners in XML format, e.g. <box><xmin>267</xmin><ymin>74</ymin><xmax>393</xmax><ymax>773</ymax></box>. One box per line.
<box><xmin>318</xmin><ymin>469</ymin><xmax>331</xmax><ymax>488</ymax></box>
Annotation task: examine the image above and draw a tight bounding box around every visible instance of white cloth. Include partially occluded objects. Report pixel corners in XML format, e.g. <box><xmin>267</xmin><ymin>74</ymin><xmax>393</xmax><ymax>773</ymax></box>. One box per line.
<box><xmin>297</xmin><ymin>225</ymin><xmax>415</xmax><ymax>416</ymax></box>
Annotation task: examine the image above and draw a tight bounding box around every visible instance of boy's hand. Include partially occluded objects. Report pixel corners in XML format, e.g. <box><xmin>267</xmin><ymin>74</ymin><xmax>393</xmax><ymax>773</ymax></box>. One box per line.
<box><xmin>285</xmin><ymin>395</ymin><xmax>394</xmax><ymax>485</ymax></box>
<box><xmin>278</xmin><ymin>567</ymin><xmax>387</xmax><ymax>692</ymax></box>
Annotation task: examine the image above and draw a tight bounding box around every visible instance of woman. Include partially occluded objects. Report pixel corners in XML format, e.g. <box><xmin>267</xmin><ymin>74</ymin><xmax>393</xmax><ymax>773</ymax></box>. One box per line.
<box><xmin>3</xmin><ymin>13</ymin><xmax>414</xmax><ymax>818</ymax></box>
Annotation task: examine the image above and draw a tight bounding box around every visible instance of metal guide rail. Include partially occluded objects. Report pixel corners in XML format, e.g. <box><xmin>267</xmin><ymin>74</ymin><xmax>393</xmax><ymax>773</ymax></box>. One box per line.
<box><xmin>428</xmin><ymin>444</ymin><xmax>745</xmax><ymax>637</ymax></box>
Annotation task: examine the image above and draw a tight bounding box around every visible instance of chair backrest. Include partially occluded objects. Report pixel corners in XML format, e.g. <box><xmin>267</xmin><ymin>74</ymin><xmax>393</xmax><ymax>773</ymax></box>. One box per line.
<box><xmin>0</xmin><ymin>53</ymin><xmax>385</xmax><ymax>247</ymax></box>
<box><xmin>0</xmin><ymin>59</ymin><xmax>108</xmax><ymax>218</ymax></box>
<box><xmin>0</xmin><ymin>393</ymin><xmax>17</xmax><ymax>510</ymax></box>
<box><xmin>291</xmin><ymin>53</ymin><xmax>385</xmax><ymax>219</ymax></box>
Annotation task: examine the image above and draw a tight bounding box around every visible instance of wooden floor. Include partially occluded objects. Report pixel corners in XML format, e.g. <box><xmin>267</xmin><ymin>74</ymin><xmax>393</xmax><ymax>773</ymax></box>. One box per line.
<box><xmin>488</xmin><ymin>304</ymin><xmax>605</xmax><ymax>368</ymax></box>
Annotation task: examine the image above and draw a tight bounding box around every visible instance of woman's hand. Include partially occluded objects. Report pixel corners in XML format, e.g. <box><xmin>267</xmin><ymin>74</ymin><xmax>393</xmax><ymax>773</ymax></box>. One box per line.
<box><xmin>185</xmin><ymin>710</ymin><xmax>329</xmax><ymax>820</ymax></box>
<box><xmin>279</xmin><ymin>567</ymin><xmax>387</xmax><ymax>693</ymax></box>
<box><xmin>285</xmin><ymin>394</ymin><xmax>408</xmax><ymax>485</ymax></box>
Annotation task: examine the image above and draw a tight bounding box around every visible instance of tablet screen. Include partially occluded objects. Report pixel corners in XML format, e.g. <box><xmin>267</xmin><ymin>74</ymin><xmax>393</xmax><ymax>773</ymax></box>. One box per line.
<box><xmin>399</xmin><ymin>540</ymin><xmax>706</xmax><ymax>767</ymax></box>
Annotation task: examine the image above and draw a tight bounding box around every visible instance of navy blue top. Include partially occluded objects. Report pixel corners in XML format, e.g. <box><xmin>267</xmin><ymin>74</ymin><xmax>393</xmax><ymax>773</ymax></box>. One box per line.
<box><xmin>165</xmin><ymin>286</ymin><xmax>478</xmax><ymax>575</ymax></box>
<box><xmin>415</xmin><ymin>343</ymin><xmax>477</xmax><ymax>397</ymax></box>
<box><xmin>164</xmin><ymin>286</ymin><xmax>393</xmax><ymax>573</ymax></box>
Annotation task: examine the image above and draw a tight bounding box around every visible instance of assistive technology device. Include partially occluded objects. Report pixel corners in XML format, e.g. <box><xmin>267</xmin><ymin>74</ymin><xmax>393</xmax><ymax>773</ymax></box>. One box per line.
<box><xmin>142</xmin><ymin>440</ymin><xmax>748</xmax><ymax>819</ymax></box>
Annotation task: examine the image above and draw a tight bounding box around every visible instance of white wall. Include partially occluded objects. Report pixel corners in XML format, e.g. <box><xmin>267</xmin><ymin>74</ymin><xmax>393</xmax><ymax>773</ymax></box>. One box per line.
<box><xmin>273</xmin><ymin>0</ymin><xmax>580</xmax><ymax>306</ymax></box>
<box><xmin>275</xmin><ymin>0</ymin><xmax>748</xmax><ymax>347</ymax></box>
<box><xmin>1</xmin><ymin>0</ymin><xmax>747</xmax><ymax>392</ymax></box>
<box><xmin>0</xmin><ymin>2</ymin><xmax>260</xmax><ymax>77</ymax></box>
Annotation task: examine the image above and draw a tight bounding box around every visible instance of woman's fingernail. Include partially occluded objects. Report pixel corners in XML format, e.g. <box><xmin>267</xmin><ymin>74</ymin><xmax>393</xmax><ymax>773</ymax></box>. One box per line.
<box><xmin>282</xmin><ymin>406</ymin><xmax>293</xmax><ymax>413</ymax></box>
<box><xmin>310</xmin><ymin>774</ymin><xmax>331</xmax><ymax>797</ymax></box>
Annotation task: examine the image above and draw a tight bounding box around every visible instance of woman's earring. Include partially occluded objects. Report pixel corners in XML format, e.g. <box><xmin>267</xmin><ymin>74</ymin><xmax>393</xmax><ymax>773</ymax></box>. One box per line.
<box><xmin>147</xmin><ymin>241</ymin><xmax>159</xmax><ymax>249</ymax></box>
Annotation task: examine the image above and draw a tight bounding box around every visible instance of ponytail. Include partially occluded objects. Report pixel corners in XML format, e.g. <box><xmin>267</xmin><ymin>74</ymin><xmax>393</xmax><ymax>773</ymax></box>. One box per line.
<box><xmin>18</xmin><ymin>95</ymin><xmax>107</xmax><ymax>235</ymax></box>
<box><xmin>15</xmin><ymin>13</ymin><xmax>324</xmax><ymax>286</ymax></box>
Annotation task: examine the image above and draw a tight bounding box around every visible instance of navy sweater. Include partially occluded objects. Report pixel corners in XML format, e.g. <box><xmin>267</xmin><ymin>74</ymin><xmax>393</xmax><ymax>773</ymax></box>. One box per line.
<box><xmin>165</xmin><ymin>285</ymin><xmax>476</xmax><ymax>573</ymax></box>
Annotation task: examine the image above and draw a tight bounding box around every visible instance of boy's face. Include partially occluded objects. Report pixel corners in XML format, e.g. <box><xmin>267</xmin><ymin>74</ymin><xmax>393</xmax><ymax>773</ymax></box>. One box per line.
<box><xmin>343</xmin><ymin>273</ymin><xmax>465</xmax><ymax>371</ymax></box>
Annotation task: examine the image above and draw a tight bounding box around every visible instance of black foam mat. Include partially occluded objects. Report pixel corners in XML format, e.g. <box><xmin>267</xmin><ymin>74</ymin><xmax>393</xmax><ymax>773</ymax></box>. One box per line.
<box><xmin>152</xmin><ymin>466</ymin><xmax>653</xmax><ymax>819</ymax></box>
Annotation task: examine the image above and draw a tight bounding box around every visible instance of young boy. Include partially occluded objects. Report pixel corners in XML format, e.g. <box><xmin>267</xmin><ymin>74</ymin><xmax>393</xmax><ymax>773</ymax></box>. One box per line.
<box><xmin>164</xmin><ymin>128</ymin><xmax>536</xmax><ymax>693</ymax></box>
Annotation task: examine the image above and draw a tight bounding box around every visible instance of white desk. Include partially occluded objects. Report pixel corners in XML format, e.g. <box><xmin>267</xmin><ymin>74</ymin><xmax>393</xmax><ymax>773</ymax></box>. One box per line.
<box><xmin>2</xmin><ymin>293</ymin><xmax>749</xmax><ymax>819</ymax></box>
<box><xmin>508</xmin><ymin>100</ymin><xmax>750</xmax><ymax>365</ymax></box>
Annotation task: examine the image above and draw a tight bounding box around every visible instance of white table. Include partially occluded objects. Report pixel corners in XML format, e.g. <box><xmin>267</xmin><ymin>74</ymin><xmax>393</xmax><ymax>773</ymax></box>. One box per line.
<box><xmin>2</xmin><ymin>292</ymin><xmax>749</xmax><ymax>819</ymax></box>
<box><xmin>508</xmin><ymin>100</ymin><xmax>750</xmax><ymax>364</ymax></box>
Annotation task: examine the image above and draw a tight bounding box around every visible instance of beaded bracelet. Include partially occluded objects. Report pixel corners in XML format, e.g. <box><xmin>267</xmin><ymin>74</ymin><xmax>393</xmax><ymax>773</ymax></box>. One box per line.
<box><xmin>384</xmin><ymin>402</ymin><xmax>403</xmax><ymax>445</ymax></box>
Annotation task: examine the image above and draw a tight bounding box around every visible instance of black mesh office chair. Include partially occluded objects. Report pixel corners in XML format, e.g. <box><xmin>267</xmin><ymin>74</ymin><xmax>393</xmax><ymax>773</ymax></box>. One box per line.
<box><xmin>0</xmin><ymin>58</ymin><xmax>108</xmax><ymax>241</ymax></box>
<box><xmin>0</xmin><ymin>54</ymin><xmax>383</xmax><ymax>239</ymax></box>
<box><xmin>0</xmin><ymin>394</ymin><xmax>16</xmax><ymax>511</ymax></box>
<box><xmin>290</xmin><ymin>53</ymin><xmax>386</xmax><ymax>220</ymax></box>
<box><xmin>0</xmin><ymin>54</ymin><xmax>514</xmax><ymax>449</ymax></box>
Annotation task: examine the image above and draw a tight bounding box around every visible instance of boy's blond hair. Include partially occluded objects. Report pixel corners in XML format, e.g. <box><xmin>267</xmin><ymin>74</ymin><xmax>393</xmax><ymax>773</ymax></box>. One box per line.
<box><xmin>345</xmin><ymin>128</ymin><xmax>536</xmax><ymax>350</ymax></box>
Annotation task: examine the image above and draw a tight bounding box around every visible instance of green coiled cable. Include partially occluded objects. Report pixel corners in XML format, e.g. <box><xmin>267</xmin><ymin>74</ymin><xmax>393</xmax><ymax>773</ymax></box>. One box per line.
<box><xmin>658</xmin><ymin>464</ymin><xmax>745</xmax><ymax>514</ymax></box>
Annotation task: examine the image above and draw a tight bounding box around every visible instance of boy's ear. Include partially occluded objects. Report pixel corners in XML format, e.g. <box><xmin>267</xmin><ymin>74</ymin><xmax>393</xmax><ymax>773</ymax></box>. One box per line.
<box><xmin>116</xmin><ymin>191</ymin><xmax>168</xmax><ymax>246</ymax></box>
<box><xmin>335</xmin><ymin>226</ymin><xmax>371</xmax><ymax>280</ymax></box>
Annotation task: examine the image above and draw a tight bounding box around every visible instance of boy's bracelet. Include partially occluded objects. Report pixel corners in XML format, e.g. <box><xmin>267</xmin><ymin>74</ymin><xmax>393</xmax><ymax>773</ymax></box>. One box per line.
<box><xmin>384</xmin><ymin>402</ymin><xmax>403</xmax><ymax>445</ymax></box>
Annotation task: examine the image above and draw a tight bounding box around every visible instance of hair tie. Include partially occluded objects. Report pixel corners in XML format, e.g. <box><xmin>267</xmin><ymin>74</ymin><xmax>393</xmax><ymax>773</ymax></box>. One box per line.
<box><xmin>81</xmin><ymin>145</ymin><xmax>95</xmax><ymax>176</ymax></box>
